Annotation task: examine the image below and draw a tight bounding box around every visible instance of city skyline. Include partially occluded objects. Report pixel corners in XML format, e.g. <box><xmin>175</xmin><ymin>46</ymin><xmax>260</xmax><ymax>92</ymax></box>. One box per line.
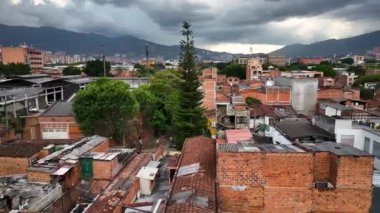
<box><xmin>0</xmin><ymin>0</ymin><xmax>379</xmax><ymax>54</ymax></box>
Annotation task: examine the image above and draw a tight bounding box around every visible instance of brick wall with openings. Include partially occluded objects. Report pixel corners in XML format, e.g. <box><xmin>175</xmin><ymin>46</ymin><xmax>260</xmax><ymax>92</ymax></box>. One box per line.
<box><xmin>217</xmin><ymin>150</ymin><xmax>373</xmax><ymax>212</ymax></box>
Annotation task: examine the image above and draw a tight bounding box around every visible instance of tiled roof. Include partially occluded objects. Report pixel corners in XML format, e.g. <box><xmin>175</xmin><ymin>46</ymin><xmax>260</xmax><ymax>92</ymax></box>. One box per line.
<box><xmin>165</xmin><ymin>136</ymin><xmax>216</xmax><ymax>213</ymax></box>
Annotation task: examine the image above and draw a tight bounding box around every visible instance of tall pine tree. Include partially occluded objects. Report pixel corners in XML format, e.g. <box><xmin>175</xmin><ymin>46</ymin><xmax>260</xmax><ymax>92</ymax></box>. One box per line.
<box><xmin>174</xmin><ymin>21</ymin><xmax>206</xmax><ymax>149</ymax></box>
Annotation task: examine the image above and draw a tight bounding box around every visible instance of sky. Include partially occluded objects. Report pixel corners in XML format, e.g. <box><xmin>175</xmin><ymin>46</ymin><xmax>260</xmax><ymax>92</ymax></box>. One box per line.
<box><xmin>1</xmin><ymin>0</ymin><xmax>379</xmax><ymax>54</ymax></box>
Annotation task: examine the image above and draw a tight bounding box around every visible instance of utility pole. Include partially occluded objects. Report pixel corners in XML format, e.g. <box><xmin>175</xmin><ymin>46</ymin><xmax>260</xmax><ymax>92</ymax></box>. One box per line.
<box><xmin>102</xmin><ymin>44</ymin><xmax>106</xmax><ymax>77</ymax></box>
<box><xmin>145</xmin><ymin>44</ymin><xmax>149</xmax><ymax>68</ymax></box>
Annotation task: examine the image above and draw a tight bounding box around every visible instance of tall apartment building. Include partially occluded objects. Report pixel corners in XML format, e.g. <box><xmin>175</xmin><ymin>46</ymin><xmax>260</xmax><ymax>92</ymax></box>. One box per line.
<box><xmin>246</xmin><ymin>58</ymin><xmax>263</xmax><ymax>80</ymax></box>
<box><xmin>0</xmin><ymin>45</ymin><xmax>44</xmax><ymax>70</ymax></box>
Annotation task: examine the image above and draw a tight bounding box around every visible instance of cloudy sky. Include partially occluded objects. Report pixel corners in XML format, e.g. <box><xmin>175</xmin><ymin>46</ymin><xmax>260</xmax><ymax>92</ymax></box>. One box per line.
<box><xmin>1</xmin><ymin>0</ymin><xmax>379</xmax><ymax>53</ymax></box>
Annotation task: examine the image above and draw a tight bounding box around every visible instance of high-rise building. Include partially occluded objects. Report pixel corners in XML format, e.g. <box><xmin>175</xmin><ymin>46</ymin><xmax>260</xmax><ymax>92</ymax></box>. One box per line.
<box><xmin>0</xmin><ymin>45</ymin><xmax>44</xmax><ymax>70</ymax></box>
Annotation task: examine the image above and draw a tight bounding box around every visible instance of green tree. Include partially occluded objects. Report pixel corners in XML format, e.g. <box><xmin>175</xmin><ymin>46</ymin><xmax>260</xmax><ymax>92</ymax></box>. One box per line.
<box><xmin>353</xmin><ymin>74</ymin><xmax>380</xmax><ymax>87</ymax></box>
<box><xmin>219</xmin><ymin>64</ymin><xmax>246</xmax><ymax>79</ymax></box>
<box><xmin>62</xmin><ymin>66</ymin><xmax>81</xmax><ymax>76</ymax></box>
<box><xmin>174</xmin><ymin>21</ymin><xmax>206</xmax><ymax>149</ymax></box>
<box><xmin>246</xmin><ymin>97</ymin><xmax>261</xmax><ymax>107</ymax></box>
<box><xmin>313</xmin><ymin>64</ymin><xmax>336</xmax><ymax>77</ymax></box>
<box><xmin>83</xmin><ymin>59</ymin><xmax>111</xmax><ymax>77</ymax></box>
<box><xmin>0</xmin><ymin>63</ymin><xmax>31</xmax><ymax>76</ymax></box>
<box><xmin>340</xmin><ymin>58</ymin><xmax>354</xmax><ymax>65</ymax></box>
<box><xmin>73</xmin><ymin>78</ymin><xmax>138</xmax><ymax>142</ymax></box>
<box><xmin>133</xmin><ymin>70</ymin><xmax>180</xmax><ymax>135</ymax></box>
<box><xmin>347</xmin><ymin>65</ymin><xmax>366</xmax><ymax>76</ymax></box>
<box><xmin>360</xmin><ymin>88</ymin><xmax>374</xmax><ymax>100</ymax></box>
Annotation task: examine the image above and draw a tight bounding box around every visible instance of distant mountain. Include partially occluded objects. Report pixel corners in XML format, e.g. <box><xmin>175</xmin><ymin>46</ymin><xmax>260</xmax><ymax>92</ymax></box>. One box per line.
<box><xmin>0</xmin><ymin>24</ymin><xmax>233</xmax><ymax>60</ymax></box>
<box><xmin>271</xmin><ymin>30</ymin><xmax>380</xmax><ymax>57</ymax></box>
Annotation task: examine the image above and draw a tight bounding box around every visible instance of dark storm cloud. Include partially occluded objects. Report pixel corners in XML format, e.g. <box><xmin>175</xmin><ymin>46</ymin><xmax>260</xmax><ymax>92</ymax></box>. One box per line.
<box><xmin>224</xmin><ymin>0</ymin><xmax>361</xmax><ymax>25</ymax></box>
<box><xmin>0</xmin><ymin>0</ymin><xmax>379</xmax><ymax>47</ymax></box>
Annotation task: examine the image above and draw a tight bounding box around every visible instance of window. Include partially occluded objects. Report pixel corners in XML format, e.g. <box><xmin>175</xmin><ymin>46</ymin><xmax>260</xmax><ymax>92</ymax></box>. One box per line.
<box><xmin>364</xmin><ymin>137</ymin><xmax>371</xmax><ymax>153</ymax></box>
<box><xmin>373</xmin><ymin>141</ymin><xmax>380</xmax><ymax>159</ymax></box>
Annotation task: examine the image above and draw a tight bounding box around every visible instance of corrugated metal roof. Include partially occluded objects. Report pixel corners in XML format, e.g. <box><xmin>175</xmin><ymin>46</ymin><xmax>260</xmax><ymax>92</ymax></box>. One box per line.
<box><xmin>177</xmin><ymin>163</ymin><xmax>200</xmax><ymax>177</ymax></box>
<box><xmin>52</xmin><ymin>165</ymin><xmax>73</xmax><ymax>176</ymax></box>
<box><xmin>218</xmin><ymin>143</ymin><xmax>306</xmax><ymax>153</ymax></box>
<box><xmin>300</xmin><ymin>142</ymin><xmax>371</xmax><ymax>156</ymax></box>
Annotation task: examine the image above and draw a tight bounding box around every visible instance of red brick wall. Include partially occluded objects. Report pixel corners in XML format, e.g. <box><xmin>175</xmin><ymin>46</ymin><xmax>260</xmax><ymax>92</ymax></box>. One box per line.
<box><xmin>217</xmin><ymin>151</ymin><xmax>373</xmax><ymax>212</ymax></box>
<box><xmin>27</xmin><ymin>170</ymin><xmax>52</xmax><ymax>182</ymax></box>
<box><xmin>264</xmin><ymin>153</ymin><xmax>313</xmax><ymax>187</ymax></box>
<box><xmin>123</xmin><ymin>179</ymin><xmax>140</xmax><ymax>205</ymax></box>
<box><xmin>93</xmin><ymin>160</ymin><xmax>112</xmax><ymax>179</ymax></box>
<box><xmin>218</xmin><ymin>187</ymin><xmax>264</xmax><ymax>212</ymax></box>
<box><xmin>314</xmin><ymin>152</ymin><xmax>330</xmax><ymax>181</ymax></box>
<box><xmin>336</xmin><ymin>156</ymin><xmax>373</xmax><ymax>189</ymax></box>
<box><xmin>318</xmin><ymin>89</ymin><xmax>343</xmax><ymax>100</ymax></box>
<box><xmin>312</xmin><ymin>188</ymin><xmax>372</xmax><ymax>212</ymax></box>
<box><xmin>0</xmin><ymin>156</ymin><xmax>35</xmax><ymax>176</ymax></box>
<box><xmin>264</xmin><ymin>187</ymin><xmax>312</xmax><ymax>212</ymax></box>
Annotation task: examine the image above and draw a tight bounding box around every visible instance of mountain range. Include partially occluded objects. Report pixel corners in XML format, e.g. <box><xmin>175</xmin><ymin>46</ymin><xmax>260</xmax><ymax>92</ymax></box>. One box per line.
<box><xmin>0</xmin><ymin>24</ymin><xmax>379</xmax><ymax>59</ymax></box>
<box><xmin>0</xmin><ymin>24</ymin><xmax>234</xmax><ymax>60</ymax></box>
<box><xmin>271</xmin><ymin>30</ymin><xmax>380</xmax><ymax>57</ymax></box>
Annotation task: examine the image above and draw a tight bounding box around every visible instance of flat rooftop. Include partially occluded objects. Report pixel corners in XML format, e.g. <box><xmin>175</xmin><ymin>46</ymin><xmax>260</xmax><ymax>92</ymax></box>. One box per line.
<box><xmin>218</xmin><ymin>142</ymin><xmax>305</xmax><ymax>153</ymax></box>
<box><xmin>299</xmin><ymin>142</ymin><xmax>372</xmax><ymax>156</ymax></box>
<box><xmin>274</xmin><ymin>119</ymin><xmax>335</xmax><ymax>140</ymax></box>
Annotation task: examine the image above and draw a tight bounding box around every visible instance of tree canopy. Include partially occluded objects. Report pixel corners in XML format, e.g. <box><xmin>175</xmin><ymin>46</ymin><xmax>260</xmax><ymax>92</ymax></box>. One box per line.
<box><xmin>0</xmin><ymin>63</ymin><xmax>31</xmax><ymax>76</ymax></box>
<box><xmin>174</xmin><ymin>21</ymin><xmax>206</xmax><ymax>149</ymax></box>
<box><xmin>313</xmin><ymin>63</ymin><xmax>336</xmax><ymax>77</ymax></box>
<box><xmin>73</xmin><ymin>78</ymin><xmax>138</xmax><ymax>142</ymax></box>
<box><xmin>340</xmin><ymin>58</ymin><xmax>354</xmax><ymax>65</ymax></box>
<box><xmin>62</xmin><ymin>66</ymin><xmax>81</xmax><ymax>76</ymax></box>
<box><xmin>246</xmin><ymin>97</ymin><xmax>261</xmax><ymax>107</ymax></box>
<box><xmin>353</xmin><ymin>74</ymin><xmax>380</xmax><ymax>87</ymax></box>
<box><xmin>218</xmin><ymin>64</ymin><xmax>246</xmax><ymax>79</ymax></box>
<box><xmin>133</xmin><ymin>69</ymin><xmax>180</xmax><ymax>136</ymax></box>
<box><xmin>83</xmin><ymin>59</ymin><xmax>111</xmax><ymax>77</ymax></box>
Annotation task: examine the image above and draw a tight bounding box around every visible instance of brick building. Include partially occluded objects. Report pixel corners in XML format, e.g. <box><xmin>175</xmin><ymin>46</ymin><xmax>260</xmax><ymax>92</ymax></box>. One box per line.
<box><xmin>217</xmin><ymin>142</ymin><xmax>373</xmax><ymax>212</ymax></box>
<box><xmin>38</xmin><ymin>101</ymin><xmax>82</xmax><ymax>139</ymax></box>
<box><xmin>0</xmin><ymin>142</ymin><xmax>43</xmax><ymax>176</ymax></box>
<box><xmin>298</xmin><ymin>57</ymin><xmax>324</xmax><ymax>65</ymax></box>
<box><xmin>0</xmin><ymin>45</ymin><xmax>44</xmax><ymax>70</ymax></box>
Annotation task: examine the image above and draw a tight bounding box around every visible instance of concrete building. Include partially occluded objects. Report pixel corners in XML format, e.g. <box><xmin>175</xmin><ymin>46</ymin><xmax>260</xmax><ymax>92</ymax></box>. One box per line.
<box><xmin>275</xmin><ymin>77</ymin><xmax>318</xmax><ymax>115</ymax></box>
<box><xmin>0</xmin><ymin>45</ymin><xmax>44</xmax><ymax>70</ymax></box>
<box><xmin>246</xmin><ymin>58</ymin><xmax>263</xmax><ymax>80</ymax></box>
<box><xmin>352</xmin><ymin>55</ymin><xmax>365</xmax><ymax>65</ymax></box>
<box><xmin>281</xmin><ymin>70</ymin><xmax>323</xmax><ymax>78</ymax></box>
<box><xmin>216</xmin><ymin>95</ymin><xmax>250</xmax><ymax>129</ymax></box>
<box><xmin>268</xmin><ymin>54</ymin><xmax>288</xmax><ymax>67</ymax></box>
<box><xmin>217</xmin><ymin>141</ymin><xmax>373</xmax><ymax>212</ymax></box>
